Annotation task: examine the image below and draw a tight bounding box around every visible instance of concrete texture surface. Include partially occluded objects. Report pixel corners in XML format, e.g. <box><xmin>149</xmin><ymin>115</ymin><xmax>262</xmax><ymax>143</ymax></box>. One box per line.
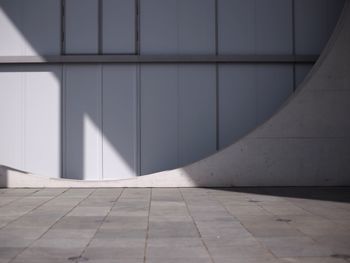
<box><xmin>0</xmin><ymin>187</ymin><xmax>349</xmax><ymax>263</ymax></box>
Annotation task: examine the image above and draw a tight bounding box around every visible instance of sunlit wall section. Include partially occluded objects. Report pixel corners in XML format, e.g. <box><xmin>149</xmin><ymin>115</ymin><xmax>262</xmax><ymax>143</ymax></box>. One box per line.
<box><xmin>0</xmin><ymin>0</ymin><xmax>61</xmax><ymax>56</ymax></box>
<box><xmin>0</xmin><ymin>66</ymin><xmax>61</xmax><ymax>178</ymax></box>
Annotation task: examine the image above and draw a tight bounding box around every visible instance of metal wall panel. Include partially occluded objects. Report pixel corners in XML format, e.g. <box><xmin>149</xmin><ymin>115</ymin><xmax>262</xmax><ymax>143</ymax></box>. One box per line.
<box><xmin>178</xmin><ymin>64</ymin><xmax>216</xmax><ymax>165</ymax></box>
<box><xmin>0</xmin><ymin>67</ymin><xmax>23</xmax><ymax>169</ymax></box>
<box><xmin>64</xmin><ymin>65</ymin><xmax>102</xmax><ymax>180</ymax></box>
<box><xmin>102</xmin><ymin>65</ymin><xmax>137</xmax><ymax>179</ymax></box>
<box><xmin>256</xmin><ymin>65</ymin><xmax>294</xmax><ymax>123</ymax></box>
<box><xmin>0</xmin><ymin>1</ymin><xmax>24</xmax><ymax>56</ymax></box>
<box><xmin>0</xmin><ymin>0</ymin><xmax>60</xmax><ymax>56</ymax></box>
<box><xmin>295</xmin><ymin>0</ymin><xmax>345</xmax><ymax>55</ymax></box>
<box><xmin>219</xmin><ymin>64</ymin><xmax>256</xmax><ymax>149</ymax></box>
<box><xmin>102</xmin><ymin>0</ymin><xmax>136</xmax><ymax>54</ymax></box>
<box><xmin>140</xmin><ymin>0</ymin><xmax>215</xmax><ymax>54</ymax></box>
<box><xmin>255</xmin><ymin>0</ymin><xmax>293</xmax><ymax>54</ymax></box>
<box><xmin>65</xmin><ymin>0</ymin><xmax>99</xmax><ymax>54</ymax></box>
<box><xmin>140</xmin><ymin>0</ymin><xmax>177</xmax><ymax>54</ymax></box>
<box><xmin>140</xmin><ymin>65</ymin><xmax>178</xmax><ymax>174</ymax></box>
<box><xmin>177</xmin><ymin>0</ymin><xmax>215</xmax><ymax>54</ymax></box>
<box><xmin>295</xmin><ymin>64</ymin><xmax>314</xmax><ymax>87</ymax></box>
<box><xmin>218</xmin><ymin>0</ymin><xmax>255</xmax><ymax>54</ymax></box>
<box><xmin>22</xmin><ymin>0</ymin><xmax>61</xmax><ymax>55</ymax></box>
<box><xmin>24</xmin><ymin>66</ymin><xmax>61</xmax><ymax>178</ymax></box>
<box><xmin>218</xmin><ymin>0</ymin><xmax>292</xmax><ymax>54</ymax></box>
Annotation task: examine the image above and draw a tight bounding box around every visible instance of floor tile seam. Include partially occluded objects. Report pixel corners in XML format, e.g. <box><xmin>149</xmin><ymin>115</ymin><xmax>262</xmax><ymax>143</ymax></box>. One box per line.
<box><xmin>78</xmin><ymin>188</ymin><xmax>126</xmax><ymax>261</ymax></box>
<box><xmin>208</xmin><ymin>191</ymin><xmax>281</xmax><ymax>261</ymax></box>
<box><xmin>276</xmin><ymin>198</ymin><xmax>341</xmax><ymax>245</ymax></box>
<box><xmin>7</xmin><ymin>188</ymin><xmax>96</xmax><ymax>263</ymax></box>
<box><xmin>0</xmin><ymin>189</ymin><xmax>42</xmax><ymax>208</ymax></box>
<box><xmin>178</xmin><ymin>188</ymin><xmax>215</xmax><ymax>263</ymax></box>
<box><xmin>143</xmin><ymin>188</ymin><xmax>152</xmax><ymax>263</ymax></box>
<box><xmin>0</xmin><ymin>188</ymin><xmax>70</xmax><ymax>231</ymax></box>
<box><xmin>285</xmin><ymin>198</ymin><xmax>343</xmax><ymax>223</ymax></box>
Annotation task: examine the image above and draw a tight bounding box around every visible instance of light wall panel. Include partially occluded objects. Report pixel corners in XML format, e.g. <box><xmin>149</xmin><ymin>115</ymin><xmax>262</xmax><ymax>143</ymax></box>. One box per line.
<box><xmin>24</xmin><ymin>66</ymin><xmax>61</xmax><ymax>178</ymax></box>
<box><xmin>102</xmin><ymin>65</ymin><xmax>137</xmax><ymax>179</ymax></box>
<box><xmin>0</xmin><ymin>67</ymin><xmax>23</xmax><ymax>169</ymax></box>
<box><xmin>0</xmin><ymin>0</ymin><xmax>25</xmax><ymax>56</ymax></box>
<box><xmin>64</xmin><ymin>65</ymin><xmax>102</xmax><ymax>180</ymax></box>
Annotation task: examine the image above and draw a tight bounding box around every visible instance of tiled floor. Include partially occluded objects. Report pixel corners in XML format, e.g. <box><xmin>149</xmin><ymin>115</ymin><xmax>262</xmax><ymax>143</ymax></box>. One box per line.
<box><xmin>0</xmin><ymin>187</ymin><xmax>349</xmax><ymax>263</ymax></box>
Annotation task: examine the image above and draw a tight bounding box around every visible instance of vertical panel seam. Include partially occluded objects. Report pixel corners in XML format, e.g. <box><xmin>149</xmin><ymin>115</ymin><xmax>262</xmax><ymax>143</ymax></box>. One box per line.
<box><xmin>136</xmin><ymin>0</ymin><xmax>140</xmax><ymax>54</ymax></box>
<box><xmin>136</xmin><ymin>64</ymin><xmax>141</xmax><ymax>176</ymax></box>
<box><xmin>215</xmin><ymin>0</ymin><xmax>220</xmax><ymax>151</ymax></box>
<box><xmin>100</xmin><ymin>65</ymin><xmax>103</xmax><ymax>180</ymax></box>
<box><xmin>61</xmin><ymin>0</ymin><xmax>66</xmax><ymax>55</ymax></box>
<box><xmin>292</xmin><ymin>0</ymin><xmax>297</xmax><ymax>91</ymax></box>
<box><xmin>21</xmin><ymin>69</ymin><xmax>26</xmax><ymax>171</ymax></box>
<box><xmin>98</xmin><ymin>0</ymin><xmax>103</xmax><ymax>54</ymax></box>
<box><xmin>62</xmin><ymin>65</ymin><xmax>67</xmax><ymax>178</ymax></box>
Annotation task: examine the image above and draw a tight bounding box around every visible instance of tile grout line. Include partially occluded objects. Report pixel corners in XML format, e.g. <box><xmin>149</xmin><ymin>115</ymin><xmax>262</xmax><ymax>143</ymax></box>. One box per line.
<box><xmin>78</xmin><ymin>188</ymin><xmax>125</xmax><ymax>261</ymax></box>
<box><xmin>7</xmin><ymin>187</ymin><xmax>91</xmax><ymax>263</ymax></box>
<box><xmin>208</xmin><ymin>190</ymin><xmax>281</xmax><ymax>261</ymax></box>
<box><xmin>143</xmin><ymin>187</ymin><xmax>152</xmax><ymax>263</ymax></box>
<box><xmin>0</xmin><ymin>188</ymin><xmax>66</xmax><ymax>230</ymax></box>
<box><xmin>0</xmin><ymin>189</ymin><xmax>41</xmax><ymax>208</ymax></box>
<box><xmin>178</xmin><ymin>188</ymin><xmax>215</xmax><ymax>263</ymax></box>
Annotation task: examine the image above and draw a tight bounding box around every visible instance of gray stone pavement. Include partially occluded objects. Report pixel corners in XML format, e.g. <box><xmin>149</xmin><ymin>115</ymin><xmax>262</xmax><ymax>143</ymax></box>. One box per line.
<box><xmin>0</xmin><ymin>187</ymin><xmax>349</xmax><ymax>263</ymax></box>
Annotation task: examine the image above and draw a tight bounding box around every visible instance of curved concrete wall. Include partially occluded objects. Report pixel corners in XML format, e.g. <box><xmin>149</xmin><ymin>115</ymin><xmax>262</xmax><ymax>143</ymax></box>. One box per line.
<box><xmin>1</xmin><ymin>0</ymin><xmax>350</xmax><ymax>187</ymax></box>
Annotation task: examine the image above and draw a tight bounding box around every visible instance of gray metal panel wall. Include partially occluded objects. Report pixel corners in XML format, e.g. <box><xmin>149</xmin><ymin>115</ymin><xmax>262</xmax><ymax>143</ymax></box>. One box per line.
<box><xmin>0</xmin><ymin>0</ymin><xmax>23</xmax><ymax>55</ymax></box>
<box><xmin>295</xmin><ymin>0</ymin><xmax>345</xmax><ymax>55</ymax></box>
<box><xmin>0</xmin><ymin>67</ymin><xmax>23</xmax><ymax>169</ymax></box>
<box><xmin>24</xmin><ymin>66</ymin><xmax>61</xmax><ymax>178</ymax></box>
<box><xmin>141</xmin><ymin>64</ymin><xmax>216</xmax><ymax>174</ymax></box>
<box><xmin>140</xmin><ymin>0</ymin><xmax>177</xmax><ymax>54</ymax></box>
<box><xmin>218</xmin><ymin>0</ymin><xmax>292</xmax><ymax>54</ymax></box>
<box><xmin>140</xmin><ymin>0</ymin><xmax>215</xmax><ymax>54</ymax></box>
<box><xmin>64</xmin><ymin>65</ymin><xmax>102</xmax><ymax>180</ymax></box>
<box><xmin>255</xmin><ymin>0</ymin><xmax>293</xmax><ymax>54</ymax></box>
<box><xmin>140</xmin><ymin>65</ymin><xmax>178</xmax><ymax>174</ymax></box>
<box><xmin>256</xmin><ymin>65</ymin><xmax>294</xmax><ymax>123</ymax></box>
<box><xmin>219</xmin><ymin>64</ymin><xmax>256</xmax><ymax>149</ymax></box>
<box><xmin>219</xmin><ymin>64</ymin><xmax>293</xmax><ymax>149</ymax></box>
<box><xmin>102</xmin><ymin>0</ymin><xmax>136</xmax><ymax>54</ymax></box>
<box><xmin>178</xmin><ymin>64</ymin><xmax>216</xmax><ymax>165</ymax></box>
<box><xmin>22</xmin><ymin>0</ymin><xmax>61</xmax><ymax>55</ymax></box>
<box><xmin>217</xmin><ymin>0</ymin><xmax>255</xmax><ymax>54</ymax></box>
<box><xmin>295</xmin><ymin>64</ymin><xmax>314</xmax><ymax>87</ymax></box>
<box><xmin>102</xmin><ymin>65</ymin><xmax>137</xmax><ymax>179</ymax></box>
<box><xmin>0</xmin><ymin>0</ymin><xmax>61</xmax><ymax>56</ymax></box>
<box><xmin>65</xmin><ymin>0</ymin><xmax>99</xmax><ymax>54</ymax></box>
<box><xmin>177</xmin><ymin>0</ymin><xmax>215</xmax><ymax>54</ymax></box>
